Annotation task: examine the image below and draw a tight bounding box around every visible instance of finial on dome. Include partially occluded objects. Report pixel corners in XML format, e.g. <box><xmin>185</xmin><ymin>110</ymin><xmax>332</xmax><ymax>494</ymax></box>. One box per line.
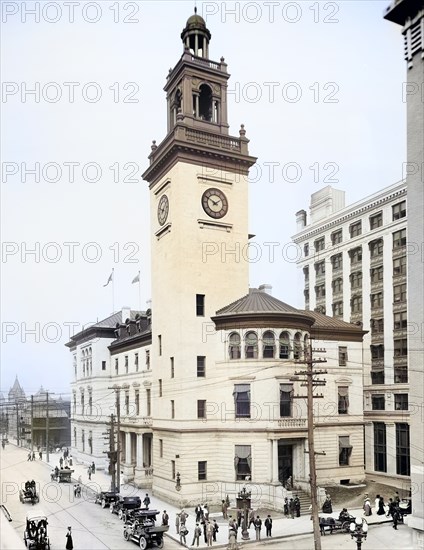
<box><xmin>151</xmin><ymin>140</ymin><xmax>157</xmax><ymax>152</ymax></box>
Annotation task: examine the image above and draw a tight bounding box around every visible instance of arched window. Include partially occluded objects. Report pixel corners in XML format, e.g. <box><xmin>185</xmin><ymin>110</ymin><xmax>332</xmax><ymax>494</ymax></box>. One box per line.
<box><xmin>245</xmin><ymin>331</ymin><xmax>258</xmax><ymax>359</ymax></box>
<box><xmin>293</xmin><ymin>333</ymin><xmax>302</xmax><ymax>360</ymax></box>
<box><xmin>263</xmin><ymin>331</ymin><xmax>275</xmax><ymax>359</ymax></box>
<box><xmin>279</xmin><ymin>332</ymin><xmax>290</xmax><ymax>359</ymax></box>
<box><xmin>229</xmin><ymin>332</ymin><xmax>241</xmax><ymax>360</ymax></box>
<box><xmin>199</xmin><ymin>84</ymin><xmax>212</xmax><ymax>121</ymax></box>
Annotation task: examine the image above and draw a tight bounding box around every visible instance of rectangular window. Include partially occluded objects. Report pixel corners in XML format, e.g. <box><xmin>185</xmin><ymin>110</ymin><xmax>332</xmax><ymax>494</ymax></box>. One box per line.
<box><xmin>303</xmin><ymin>266</ymin><xmax>309</xmax><ymax>282</ymax></box>
<box><xmin>315</xmin><ymin>260</ymin><xmax>326</xmax><ymax>276</ymax></box>
<box><xmin>371</xmin><ymin>292</ymin><xmax>383</xmax><ymax>308</ymax></box>
<box><xmin>371</xmin><ymin>318</ymin><xmax>384</xmax><ymax>333</ymax></box>
<box><xmin>115</xmin><ymin>358</ymin><xmax>118</xmax><ymax>375</ymax></box>
<box><xmin>393</xmin><ymin>283</ymin><xmax>407</xmax><ymax>303</ymax></box>
<box><xmin>170</xmin><ymin>357</ymin><xmax>174</xmax><ymax>378</ymax></box>
<box><xmin>350</xmin><ymin>247</ymin><xmax>362</xmax><ymax>265</ymax></box>
<box><xmin>146</xmin><ymin>389</ymin><xmax>151</xmax><ymax>416</ymax></box>
<box><xmin>394</xmin><ymin>338</ymin><xmax>407</xmax><ymax>357</ymax></box>
<box><xmin>234</xmin><ymin>384</ymin><xmax>250</xmax><ymax>418</ymax></box>
<box><xmin>393</xmin><ymin>256</ymin><xmax>407</xmax><ymax>276</ymax></box>
<box><xmin>171</xmin><ymin>460</ymin><xmax>176</xmax><ymax>480</ymax></box>
<box><xmin>350</xmin><ymin>271</ymin><xmax>362</xmax><ymax>289</ymax></box>
<box><xmin>304</xmin><ymin>243</ymin><xmax>309</xmax><ymax>257</ymax></box>
<box><xmin>159</xmin><ymin>439</ymin><xmax>163</xmax><ymax>458</ymax></box>
<box><xmin>338</xmin><ymin>386</ymin><xmax>349</xmax><ymax>414</ymax></box>
<box><xmin>102</xmin><ymin>360</ymin><xmax>106</xmax><ymax>371</ymax></box>
<box><xmin>332</xmin><ymin>278</ymin><xmax>343</xmax><ymax>293</ymax></box>
<box><xmin>135</xmin><ymin>390</ymin><xmax>140</xmax><ymax>416</ymax></box>
<box><xmin>198</xmin><ymin>461</ymin><xmax>207</xmax><ymax>481</ymax></box>
<box><xmin>315</xmin><ymin>284</ymin><xmax>326</xmax><ymax>299</ymax></box>
<box><xmin>370</xmin><ymin>212</ymin><xmax>383</xmax><ymax>230</ymax></box>
<box><xmin>125</xmin><ymin>355</ymin><xmax>128</xmax><ymax>373</ymax></box>
<box><xmin>314</xmin><ymin>237</ymin><xmax>325</xmax><ymax>252</ymax></box>
<box><xmin>338</xmin><ymin>346</ymin><xmax>347</xmax><ymax>366</ymax></box>
<box><xmin>393</xmin><ymin>229</ymin><xmax>406</xmax><ymax>249</ymax></box>
<box><xmin>396</xmin><ymin>423</ymin><xmax>410</xmax><ymax>476</ymax></box>
<box><xmin>372</xmin><ymin>395</ymin><xmax>385</xmax><ymax>410</ymax></box>
<box><xmin>159</xmin><ymin>379</ymin><xmax>162</xmax><ymax>398</ymax></box>
<box><xmin>370</xmin><ymin>266</ymin><xmax>384</xmax><ymax>283</ymax></box>
<box><xmin>370</xmin><ymin>239</ymin><xmax>383</xmax><ymax>257</ymax></box>
<box><xmin>279</xmin><ymin>384</ymin><xmax>293</xmax><ymax>417</ymax></box>
<box><xmin>146</xmin><ymin>349</ymin><xmax>150</xmax><ymax>369</ymax></box>
<box><xmin>88</xmin><ymin>393</ymin><xmax>93</xmax><ymax>416</ymax></box>
<box><xmin>196</xmin><ymin>294</ymin><xmax>205</xmax><ymax>316</ymax></box>
<box><xmin>349</xmin><ymin>221</ymin><xmax>362</xmax><ymax>238</ymax></box>
<box><xmin>170</xmin><ymin>399</ymin><xmax>174</xmax><ymax>419</ymax></box>
<box><xmin>197</xmin><ymin>400</ymin><xmax>206</xmax><ymax>419</ymax></box>
<box><xmin>125</xmin><ymin>393</ymin><xmax>129</xmax><ymax>415</ymax></box>
<box><xmin>339</xmin><ymin>436</ymin><xmax>352</xmax><ymax>466</ymax></box>
<box><xmin>134</xmin><ymin>353</ymin><xmax>139</xmax><ymax>371</ymax></box>
<box><xmin>371</xmin><ymin>369</ymin><xmax>385</xmax><ymax>385</ymax></box>
<box><xmin>235</xmin><ymin>445</ymin><xmax>251</xmax><ymax>481</ymax></box>
<box><xmin>374</xmin><ymin>422</ymin><xmax>387</xmax><ymax>472</ymax></box>
<box><xmin>371</xmin><ymin>345</ymin><xmax>384</xmax><ymax>360</ymax></box>
<box><xmin>392</xmin><ymin>201</ymin><xmax>406</xmax><ymax>220</ymax></box>
<box><xmin>197</xmin><ymin>356</ymin><xmax>205</xmax><ymax>377</ymax></box>
<box><xmin>394</xmin><ymin>366</ymin><xmax>408</xmax><ymax>384</ymax></box>
<box><xmin>394</xmin><ymin>311</ymin><xmax>407</xmax><ymax>330</ymax></box>
<box><xmin>351</xmin><ymin>296</ymin><xmax>362</xmax><ymax>314</ymax></box>
<box><xmin>332</xmin><ymin>301</ymin><xmax>343</xmax><ymax>316</ymax></box>
<box><xmin>331</xmin><ymin>254</ymin><xmax>342</xmax><ymax>270</ymax></box>
<box><xmin>158</xmin><ymin>336</ymin><xmax>162</xmax><ymax>356</ymax></box>
<box><xmin>394</xmin><ymin>394</ymin><xmax>408</xmax><ymax>411</ymax></box>
<box><xmin>331</xmin><ymin>230</ymin><xmax>343</xmax><ymax>245</ymax></box>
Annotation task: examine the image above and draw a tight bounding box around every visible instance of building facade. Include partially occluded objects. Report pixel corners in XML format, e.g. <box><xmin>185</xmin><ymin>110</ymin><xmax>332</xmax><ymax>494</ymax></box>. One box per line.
<box><xmin>292</xmin><ymin>182</ymin><xmax>411</xmax><ymax>486</ymax></box>
<box><xmin>384</xmin><ymin>1</ymin><xmax>424</xmax><ymax>546</ymax></box>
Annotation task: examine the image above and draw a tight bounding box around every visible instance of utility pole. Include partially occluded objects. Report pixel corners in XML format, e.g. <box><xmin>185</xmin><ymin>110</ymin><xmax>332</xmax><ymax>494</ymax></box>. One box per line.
<box><xmin>16</xmin><ymin>404</ymin><xmax>19</xmax><ymax>446</ymax></box>
<box><xmin>46</xmin><ymin>391</ymin><xmax>49</xmax><ymax>463</ymax></box>
<box><xmin>293</xmin><ymin>343</ymin><xmax>327</xmax><ymax>550</ymax></box>
<box><xmin>31</xmin><ymin>395</ymin><xmax>34</xmax><ymax>452</ymax></box>
<box><xmin>109</xmin><ymin>414</ymin><xmax>116</xmax><ymax>492</ymax></box>
<box><xmin>116</xmin><ymin>390</ymin><xmax>121</xmax><ymax>493</ymax></box>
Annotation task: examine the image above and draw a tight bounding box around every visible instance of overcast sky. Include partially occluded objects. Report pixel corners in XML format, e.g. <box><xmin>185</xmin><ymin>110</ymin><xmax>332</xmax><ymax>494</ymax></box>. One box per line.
<box><xmin>1</xmin><ymin>0</ymin><xmax>406</xmax><ymax>397</ymax></box>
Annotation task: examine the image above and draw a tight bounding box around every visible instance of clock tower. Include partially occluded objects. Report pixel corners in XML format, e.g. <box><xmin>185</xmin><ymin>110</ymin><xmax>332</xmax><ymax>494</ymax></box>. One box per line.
<box><xmin>142</xmin><ymin>10</ymin><xmax>256</xmax><ymax>503</ymax></box>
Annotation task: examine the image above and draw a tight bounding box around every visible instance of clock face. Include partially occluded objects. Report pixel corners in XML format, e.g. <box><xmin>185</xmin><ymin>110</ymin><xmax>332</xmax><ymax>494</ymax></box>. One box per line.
<box><xmin>201</xmin><ymin>188</ymin><xmax>228</xmax><ymax>219</ymax></box>
<box><xmin>157</xmin><ymin>195</ymin><xmax>169</xmax><ymax>226</ymax></box>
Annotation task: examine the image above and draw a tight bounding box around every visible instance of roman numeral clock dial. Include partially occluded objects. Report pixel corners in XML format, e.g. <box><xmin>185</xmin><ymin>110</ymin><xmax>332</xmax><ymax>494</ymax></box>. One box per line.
<box><xmin>201</xmin><ymin>188</ymin><xmax>228</xmax><ymax>219</ymax></box>
<box><xmin>157</xmin><ymin>194</ymin><xmax>169</xmax><ymax>226</ymax></box>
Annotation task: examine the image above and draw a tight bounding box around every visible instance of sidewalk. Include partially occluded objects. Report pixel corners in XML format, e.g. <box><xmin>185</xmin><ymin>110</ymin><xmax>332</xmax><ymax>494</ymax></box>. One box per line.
<box><xmin>23</xmin><ymin>443</ymin><xmax>396</xmax><ymax>548</ymax></box>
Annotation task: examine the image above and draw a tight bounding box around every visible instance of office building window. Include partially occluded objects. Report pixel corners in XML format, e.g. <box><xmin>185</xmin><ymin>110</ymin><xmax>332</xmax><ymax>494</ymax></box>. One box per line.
<box><xmin>125</xmin><ymin>355</ymin><xmax>128</xmax><ymax>373</ymax></box>
<box><xmin>158</xmin><ymin>379</ymin><xmax>162</xmax><ymax>398</ymax></box>
<box><xmin>315</xmin><ymin>260</ymin><xmax>326</xmax><ymax>276</ymax></box>
<box><xmin>369</xmin><ymin>212</ymin><xmax>383</xmax><ymax>230</ymax></box>
<box><xmin>331</xmin><ymin>254</ymin><xmax>342</xmax><ymax>270</ymax></box>
<box><xmin>393</xmin><ymin>256</ymin><xmax>407</xmax><ymax>276</ymax></box>
<box><xmin>350</xmin><ymin>271</ymin><xmax>362</xmax><ymax>289</ymax></box>
<box><xmin>102</xmin><ymin>360</ymin><xmax>106</xmax><ymax>371</ymax></box>
<box><xmin>370</xmin><ymin>239</ymin><xmax>383</xmax><ymax>257</ymax></box>
<box><xmin>233</xmin><ymin>384</ymin><xmax>250</xmax><ymax>418</ymax></box>
<box><xmin>263</xmin><ymin>331</ymin><xmax>275</xmax><ymax>358</ymax></box>
<box><xmin>394</xmin><ymin>338</ymin><xmax>407</xmax><ymax>357</ymax></box>
<box><xmin>372</xmin><ymin>395</ymin><xmax>385</xmax><ymax>410</ymax></box>
<box><xmin>146</xmin><ymin>349</ymin><xmax>150</xmax><ymax>369</ymax></box>
<box><xmin>159</xmin><ymin>439</ymin><xmax>163</xmax><ymax>458</ymax></box>
<box><xmin>393</xmin><ymin>284</ymin><xmax>407</xmax><ymax>303</ymax></box>
<box><xmin>304</xmin><ymin>243</ymin><xmax>309</xmax><ymax>257</ymax></box>
<box><xmin>349</xmin><ymin>221</ymin><xmax>362</xmax><ymax>238</ymax></box>
<box><xmin>125</xmin><ymin>392</ymin><xmax>129</xmax><ymax>415</ymax></box>
<box><xmin>197</xmin><ymin>400</ymin><xmax>206</xmax><ymax>419</ymax></box>
<box><xmin>394</xmin><ymin>311</ymin><xmax>407</xmax><ymax>330</ymax></box>
<box><xmin>280</xmin><ymin>384</ymin><xmax>293</xmax><ymax>417</ymax></box>
<box><xmin>229</xmin><ymin>332</ymin><xmax>241</xmax><ymax>359</ymax></box>
<box><xmin>198</xmin><ymin>461</ymin><xmax>207</xmax><ymax>481</ymax></box>
<box><xmin>351</xmin><ymin>296</ymin><xmax>362</xmax><ymax>314</ymax></box>
<box><xmin>196</xmin><ymin>294</ymin><xmax>205</xmax><ymax>316</ymax></box>
<box><xmin>134</xmin><ymin>353</ymin><xmax>139</xmax><ymax>371</ymax></box>
<box><xmin>371</xmin><ymin>318</ymin><xmax>384</xmax><ymax>334</ymax></box>
<box><xmin>350</xmin><ymin>247</ymin><xmax>362</xmax><ymax>265</ymax></box>
<box><xmin>158</xmin><ymin>336</ymin><xmax>162</xmax><ymax>356</ymax></box>
<box><xmin>314</xmin><ymin>237</ymin><xmax>325</xmax><ymax>252</ymax></box>
<box><xmin>371</xmin><ymin>292</ymin><xmax>383</xmax><ymax>308</ymax></box>
<box><xmin>315</xmin><ymin>284</ymin><xmax>326</xmax><ymax>299</ymax></box>
<box><xmin>115</xmin><ymin>358</ymin><xmax>118</xmax><ymax>375</ymax></box>
<box><xmin>339</xmin><ymin>436</ymin><xmax>352</xmax><ymax>466</ymax></box>
<box><xmin>332</xmin><ymin>301</ymin><xmax>343</xmax><ymax>316</ymax></box>
<box><xmin>338</xmin><ymin>386</ymin><xmax>349</xmax><ymax>414</ymax></box>
<box><xmin>396</xmin><ymin>423</ymin><xmax>410</xmax><ymax>476</ymax></box>
<box><xmin>135</xmin><ymin>390</ymin><xmax>139</xmax><ymax>416</ymax></box>
<box><xmin>393</xmin><ymin>229</ymin><xmax>406</xmax><ymax>249</ymax></box>
<box><xmin>171</xmin><ymin>460</ymin><xmax>176</xmax><ymax>480</ymax></box>
<box><xmin>245</xmin><ymin>332</ymin><xmax>258</xmax><ymax>359</ymax></box>
<box><xmin>394</xmin><ymin>394</ymin><xmax>408</xmax><ymax>411</ymax></box>
<box><xmin>235</xmin><ymin>445</ymin><xmax>251</xmax><ymax>480</ymax></box>
<box><xmin>374</xmin><ymin>422</ymin><xmax>387</xmax><ymax>472</ymax></box>
<box><xmin>332</xmin><ymin>278</ymin><xmax>343</xmax><ymax>293</ymax></box>
<box><xmin>279</xmin><ymin>332</ymin><xmax>290</xmax><ymax>359</ymax></box>
<box><xmin>338</xmin><ymin>346</ymin><xmax>347</xmax><ymax>366</ymax></box>
<box><xmin>170</xmin><ymin>399</ymin><xmax>174</xmax><ymax>419</ymax></box>
<box><xmin>146</xmin><ymin>389</ymin><xmax>151</xmax><ymax>416</ymax></box>
<box><xmin>392</xmin><ymin>201</ymin><xmax>406</xmax><ymax>220</ymax></box>
<box><xmin>371</xmin><ymin>345</ymin><xmax>384</xmax><ymax>360</ymax></box>
<box><xmin>197</xmin><ymin>356</ymin><xmax>205</xmax><ymax>377</ymax></box>
<box><xmin>331</xmin><ymin>230</ymin><xmax>343</xmax><ymax>245</ymax></box>
<box><xmin>371</xmin><ymin>266</ymin><xmax>384</xmax><ymax>283</ymax></box>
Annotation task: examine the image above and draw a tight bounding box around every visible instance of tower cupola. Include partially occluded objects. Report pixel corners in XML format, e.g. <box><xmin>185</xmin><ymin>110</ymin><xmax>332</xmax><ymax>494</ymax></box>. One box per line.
<box><xmin>181</xmin><ymin>7</ymin><xmax>211</xmax><ymax>58</ymax></box>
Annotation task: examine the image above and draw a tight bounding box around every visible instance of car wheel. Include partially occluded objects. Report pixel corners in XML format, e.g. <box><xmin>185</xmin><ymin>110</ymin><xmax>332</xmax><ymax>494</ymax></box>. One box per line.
<box><xmin>110</xmin><ymin>505</ymin><xmax>114</xmax><ymax>514</ymax></box>
<box><xmin>342</xmin><ymin>521</ymin><xmax>350</xmax><ymax>532</ymax></box>
<box><xmin>124</xmin><ymin>530</ymin><xmax>130</xmax><ymax>541</ymax></box>
<box><xmin>139</xmin><ymin>536</ymin><xmax>147</xmax><ymax>550</ymax></box>
<box><xmin>23</xmin><ymin>534</ymin><xmax>27</xmax><ymax>547</ymax></box>
<box><xmin>157</xmin><ymin>537</ymin><xmax>164</xmax><ymax>549</ymax></box>
<box><xmin>118</xmin><ymin>509</ymin><xmax>123</xmax><ymax>520</ymax></box>
<box><xmin>101</xmin><ymin>499</ymin><xmax>106</xmax><ymax>509</ymax></box>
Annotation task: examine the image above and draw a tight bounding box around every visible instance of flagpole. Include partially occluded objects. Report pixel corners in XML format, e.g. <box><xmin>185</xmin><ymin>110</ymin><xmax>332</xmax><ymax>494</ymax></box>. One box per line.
<box><xmin>138</xmin><ymin>271</ymin><xmax>141</xmax><ymax>312</ymax></box>
<box><xmin>112</xmin><ymin>268</ymin><xmax>115</xmax><ymax>313</ymax></box>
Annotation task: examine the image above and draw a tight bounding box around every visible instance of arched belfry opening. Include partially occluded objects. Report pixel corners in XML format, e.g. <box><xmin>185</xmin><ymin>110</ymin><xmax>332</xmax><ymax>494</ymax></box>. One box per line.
<box><xmin>199</xmin><ymin>84</ymin><xmax>212</xmax><ymax>121</ymax></box>
<box><xmin>180</xmin><ymin>7</ymin><xmax>211</xmax><ymax>58</ymax></box>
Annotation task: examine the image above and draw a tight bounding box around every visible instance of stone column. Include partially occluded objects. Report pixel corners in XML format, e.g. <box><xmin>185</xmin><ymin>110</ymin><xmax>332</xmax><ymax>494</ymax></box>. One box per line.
<box><xmin>364</xmin><ymin>422</ymin><xmax>374</xmax><ymax>474</ymax></box>
<box><xmin>122</xmin><ymin>432</ymin><xmax>134</xmax><ymax>482</ymax></box>
<box><xmin>136</xmin><ymin>433</ymin><xmax>144</xmax><ymax>468</ymax></box>
<box><xmin>134</xmin><ymin>433</ymin><xmax>146</xmax><ymax>488</ymax></box>
<box><xmin>272</xmin><ymin>439</ymin><xmax>279</xmax><ymax>483</ymax></box>
<box><xmin>386</xmin><ymin>422</ymin><xmax>397</xmax><ymax>476</ymax></box>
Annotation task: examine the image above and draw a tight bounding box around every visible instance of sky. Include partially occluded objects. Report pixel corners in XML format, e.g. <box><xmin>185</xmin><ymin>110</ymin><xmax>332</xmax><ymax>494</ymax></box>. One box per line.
<box><xmin>1</xmin><ymin>0</ymin><xmax>406</xmax><ymax>397</ymax></box>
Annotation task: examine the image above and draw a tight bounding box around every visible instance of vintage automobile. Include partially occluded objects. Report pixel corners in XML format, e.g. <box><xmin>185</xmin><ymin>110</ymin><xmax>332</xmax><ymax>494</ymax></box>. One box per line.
<box><xmin>110</xmin><ymin>496</ymin><xmax>142</xmax><ymax>520</ymax></box>
<box><xmin>50</xmin><ymin>467</ymin><xmax>74</xmax><ymax>483</ymax></box>
<box><xmin>94</xmin><ymin>490</ymin><xmax>120</xmax><ymax>509</ymax></box>
<box><xmin>123</xmin><ymin>509</ymin><xmax>168</xmax><ymax>549</ymax></box>
<box><xmin>19</xmin><ymin>481</ymin><xmax>39</xmax><ymax>505</ymax></box>
<box><xmin>23</xmin><ymin>512</ymin><xmax>50</xmax><ymax>549</ymax></box>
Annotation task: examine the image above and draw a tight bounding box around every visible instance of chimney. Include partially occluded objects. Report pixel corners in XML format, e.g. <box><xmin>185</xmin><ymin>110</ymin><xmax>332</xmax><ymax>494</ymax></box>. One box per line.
<box><xmin>121</xmin><ymin>306</ymin><xmax>131</xmax><ymax>323</ymax></box>
<box><xmin>259</xmin><ymin>284</ymin><xmax>273</xmax><ymax>295</ymax></box>
<box><xmin>295</xmin><ymin>210</ymin><xmax>307</xmax><ymax>231</ymax></box>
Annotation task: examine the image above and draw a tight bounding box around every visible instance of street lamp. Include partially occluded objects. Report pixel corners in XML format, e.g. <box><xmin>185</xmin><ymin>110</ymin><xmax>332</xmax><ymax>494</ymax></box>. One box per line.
<box><xmin>175</xmin><ymin>472</ymin><xmax>181</xmax><ymax>491</ymax></box>
<box><xmin>350</xmin><ymin>517</ymin><xmax>368</xmax><ymax>550</ymax></box>
<box><xmin>236</xmin><ymin>486</ymin><xmax>251</xmax><ymax>541</ymax></box>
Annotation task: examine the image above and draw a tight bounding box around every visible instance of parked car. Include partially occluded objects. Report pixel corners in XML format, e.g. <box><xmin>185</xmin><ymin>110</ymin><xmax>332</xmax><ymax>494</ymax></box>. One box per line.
<box><xmin>95</xmin><ymin>490</ymin><xmax>120</xmax><ymax>508</ymax></box>
<box><xmin>20</xmin><ymin>481</ymin><xmax>39</xmax><ymax>505</ymax></box>
<box><xmin>123</xmin><ymin>509</ymin><xmax>168</xmax><ymax>549</ymax></box>
<box><xmin>110</xmin><ymin>496</ymin><xmax>141</xmax><ymax>520</ymax></box>
<box><xmin>23</xmin><ymin>512</ymin><xmax>50</xmax><ymax>549</ymax></box>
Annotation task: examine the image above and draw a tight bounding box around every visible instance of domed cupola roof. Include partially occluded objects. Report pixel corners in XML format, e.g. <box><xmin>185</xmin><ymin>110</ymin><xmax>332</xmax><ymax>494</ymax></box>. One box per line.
<box><xmin>181</xmin><ymin>7</ymin><xmax>211</xmax><ymax>55</ymax></box>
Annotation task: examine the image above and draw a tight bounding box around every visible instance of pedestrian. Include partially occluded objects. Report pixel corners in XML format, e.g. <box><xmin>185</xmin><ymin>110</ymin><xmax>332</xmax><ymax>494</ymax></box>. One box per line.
<box><xmin>254</xmin><ymin>515</ymin><xmax>262</xmax><ymax>541</ymax></box>
<box><xmin>27</xmin><ymin>452</ymin><xmax>32</xmax><ymax>461</ymax></box>
<box><xmin>377</xmin><ymin>496</ymin><xmax>386</xmax><ymax>515</ymax></box>
<box><xmin>162</xmin><ymin>510</ymin><xmax>169</xmax><ymax>526</ymax></box>
<box><xmin>191</xmin><ymin>523</ymin><xmax>201</xmax><ymax>547</ymax></box>
<box><xmin>294</xmin><ymin>495</ymin><xmax>301</xmax><ymax>517</ymax></box>
<box><xmin>265</xmin><ymin>514</ymin><xmax>272</xmax><ymax>537</ymax></box>
<box><xmin>363</xmin><ymin>494</ymin><xmax>372</xmax><ymax>516</ymax></box>
<box><xmin>212</xmin><ymin>519</ymin><xmax>219</xmax><ymax>542</ymax></box>
<box><xmin>180</xmin><ymin>509</ymin><xmax>188</xmax><ymax>527</ymax></box>
<box><xmin>195</xmin><ymin>503</ymin><xmax>202</xmax><ymax>523</ymax></box>
<box><xmin>39</xmin><ymin>451</ymin><xmax>42</xmax><ymax>460</ymax></box>
<box><xmin>387</xmin><ymin>499</ymin><xmax>400</xmax><ymax>530</ymax></box>
<box><xmin>201</xmin><ymin>518</ymin><xmax>207</xmax><ymax>543</ymax></box>
<box><xmin>59</xmin><ymin>457</ymin><xmax>63</xmax><ymax>468</ymax></box>
<box><xmin>32</xmin><ymin>451</ymin><xmax>35</xmax><ymax>461</ymax></box>
<box><xmin>69</xmin><ymin>455</ymin><xmax>73</xmax><ymax>467</ymax></box>
<box><xmin>206</xmin><ymin>521</ymin><xmax>213</xmax><ymax>546</ymax></box>
<box><xmin>175</xmin><ymin>512</ymin><xmax>180</xmax><ymax>534</ymax></box>
<box><xmin>322</xmin><ymin>493</ymin><xmax>332</xmax><ymax>513</ymax></box>
<box><xmin>228</xmin><ymin>526</ymin><xmax>237</xmax><ymax>550</ymax></box>
<box><xmin>91</xmin><ymin>461</ymin><xmax>95</xmax><ymax>474</ymax></box>
<box><xmin>289</xmin><ymin>498</ymin><xmax>295</xmax><ymax>519</ymax></box>
<box><xmin>283</xmin><ymin>497</ymin><xmax>289</xmax><ymax>516</ymax></box>
<box><xmin>143</xmin><ymin>493</ymin><xmax>151</xmax><ymax>509</ymax></box>
<box><xmin>394</xmin><ymin>491</ymin><xmax>401</xmax><ymax>505</ymax></box>
<box><xmin>236</xmin><ymin>509</ymin><xmax>242</xmax><ymax>527</ymax></box>
<box><xmin>221</xmin><ymin>499</ymin><xmax>228</xmax><ymax>520</ymax></box>
<box><xmin>77</xmin><ymin>475</ymin><xmax>82</xmax><ymax>484</ymax></box>
<box><xmin>248</xmin><ymin>509</ymin><xmax>255</xmax><ymax>528</ymax></box>
<box><xmin>87</xmin><ymin>465</ymin><xmax>91</xmax><ymax>480</ymax></box>
<box><xmin>179</xmin><ymin>524</ymin><xmax>188</xmax><ymax>546</ymax></box>
<box><xmin>65</xmin><ymin>526</ymin><xmax>73</xmax><ymax>550</ymax></box>
<box><xmin>203</xmin><ymin>503</ymin><xmax>209</xmax><ymax>521</ymax></box>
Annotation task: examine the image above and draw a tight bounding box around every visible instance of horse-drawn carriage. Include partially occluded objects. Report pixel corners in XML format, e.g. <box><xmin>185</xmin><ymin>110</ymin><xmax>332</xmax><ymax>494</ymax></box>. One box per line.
<box><xmin>319</xmin><ymin>511</ymin><xmax>355</xmax><ymax>535</ymax></box>
<box><xmin>50</xmin><ymin>467</ymin><xmax>74</xmax><ymax>483</ymax></box>
<box><xmin>23</xmin><ymin>512</ymin><xmax>50</xmax><ymax>549</ymax></box>
<box><xmin>19</xmin><ymin>481</ymin><xmax>39</xmax><ymax>505</ymax></box>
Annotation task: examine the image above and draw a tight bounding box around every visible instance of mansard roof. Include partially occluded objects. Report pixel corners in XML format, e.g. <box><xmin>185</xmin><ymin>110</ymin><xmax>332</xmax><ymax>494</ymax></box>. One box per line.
<box><xmin>216</xmin><ymin>288</ymin><xmax>299</xmax><ymax>315</ymax></box>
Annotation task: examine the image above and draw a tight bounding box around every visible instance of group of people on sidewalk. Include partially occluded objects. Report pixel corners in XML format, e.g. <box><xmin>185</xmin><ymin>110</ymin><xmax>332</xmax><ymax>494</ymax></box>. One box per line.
<box><xmin>283</xmin><ymin>495</ymin><xmax>301</xmax><ymax>518</ymax></box>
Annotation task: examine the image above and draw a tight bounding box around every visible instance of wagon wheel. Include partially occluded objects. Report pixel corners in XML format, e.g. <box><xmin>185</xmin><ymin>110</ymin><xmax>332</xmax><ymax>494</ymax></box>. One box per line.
<box><xmin>157</xmin><ymin>536</ymin><xmax>164</xmax><ymax>549</ymax></box>
<box><xmin>118</xmin><ymin>509</ymin><xmax>123</xmax><ymax>520</ymax></box>
<box><xmin>342</xmin><ymin>521</ymin><xmax>350</xmax><ymax>532</ymax></box>
<box><xmin>101</xmin><ymin>499</ymin><xmax>106</xmax><ymax>508</ymax></box>
<box><xmin>139</xmin><ymin>536</ymin><xmax>147</xmax><ymax>550</ymax></box>
<box><xmin>124</xmin><ymin>530</ymin><xmax>130</xmax><ymax>541</ymax></box>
